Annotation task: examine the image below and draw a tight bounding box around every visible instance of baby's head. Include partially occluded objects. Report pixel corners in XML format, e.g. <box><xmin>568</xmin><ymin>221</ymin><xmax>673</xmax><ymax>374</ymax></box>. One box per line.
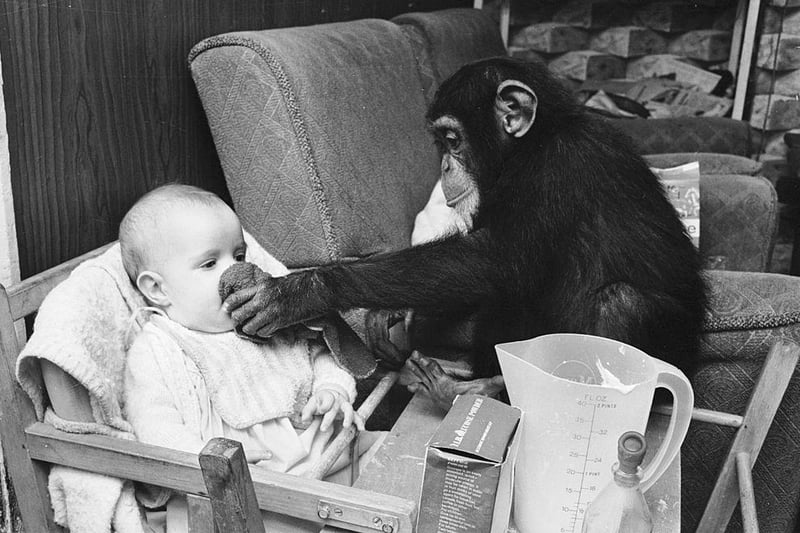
<box><xmin>119</xmin><ymin>184</ymin><xmax>246</xmax><ymax>333</ymax></box>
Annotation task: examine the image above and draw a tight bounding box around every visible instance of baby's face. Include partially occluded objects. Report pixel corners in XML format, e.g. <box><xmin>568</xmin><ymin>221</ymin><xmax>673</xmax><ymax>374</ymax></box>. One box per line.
<box><xmin>156</xmin><ymin>203</ymin><xmax>246</xmax><ymax>333</ymax></box>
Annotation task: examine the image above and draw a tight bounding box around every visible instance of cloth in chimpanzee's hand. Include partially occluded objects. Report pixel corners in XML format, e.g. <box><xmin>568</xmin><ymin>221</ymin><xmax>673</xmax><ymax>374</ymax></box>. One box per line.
<box><xmin>219</xmin><ymin>262</ymin><xmax>377</xmax><ymax>379</ymax></box>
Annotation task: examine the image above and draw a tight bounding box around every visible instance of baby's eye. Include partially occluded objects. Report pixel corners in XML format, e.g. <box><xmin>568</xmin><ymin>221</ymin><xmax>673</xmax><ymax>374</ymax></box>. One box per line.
<box><xmin>200</xmin><ymin>259</ymin><xmax>217</xmax><ymax>270</ymax></box>
<box><xmin>234</xmin><ymin>252</ymin><xmax>246</xmax><ymax>262</ymax></box>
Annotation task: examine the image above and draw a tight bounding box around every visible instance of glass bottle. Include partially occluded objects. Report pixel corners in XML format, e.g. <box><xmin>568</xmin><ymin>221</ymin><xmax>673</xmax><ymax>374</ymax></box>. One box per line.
<box><xmin>581</xmin><ymin>431</ymin><xmax>654</xmax><ymax>533</ymax></box>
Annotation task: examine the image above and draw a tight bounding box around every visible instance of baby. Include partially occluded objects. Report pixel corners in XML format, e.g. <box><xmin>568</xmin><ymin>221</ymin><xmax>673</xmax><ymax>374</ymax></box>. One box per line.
<box><xmin>120</xmin><ymin>184</ymin><xmax>371</xmax><ymax>528</ymax></box>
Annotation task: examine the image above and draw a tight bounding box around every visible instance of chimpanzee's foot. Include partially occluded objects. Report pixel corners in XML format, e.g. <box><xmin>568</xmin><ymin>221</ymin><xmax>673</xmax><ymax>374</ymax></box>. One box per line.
<box><xmin>404</xmin><ymin>351</ymin><xmax>505</xmax><ymax>412</ymax></box>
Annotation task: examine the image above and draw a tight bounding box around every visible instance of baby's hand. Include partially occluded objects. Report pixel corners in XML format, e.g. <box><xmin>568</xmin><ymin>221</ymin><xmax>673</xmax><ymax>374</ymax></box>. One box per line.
<box><xmin>301</xmin><ymin>389</ymin><xmax>365</xmax><ymax>432</ymax></box>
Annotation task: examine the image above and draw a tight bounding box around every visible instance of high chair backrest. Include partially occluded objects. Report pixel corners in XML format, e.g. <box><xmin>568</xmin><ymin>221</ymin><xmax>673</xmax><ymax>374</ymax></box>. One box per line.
<box><xmin>0</xmin><ymin>243</ymin><xmax>114</xmax><ymax>530</ymax></box>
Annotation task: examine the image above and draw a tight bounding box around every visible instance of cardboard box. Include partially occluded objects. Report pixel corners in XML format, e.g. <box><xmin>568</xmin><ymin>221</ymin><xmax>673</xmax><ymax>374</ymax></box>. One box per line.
<box><xmin>416</xmin><ymin>394</ymin><xmax>522</xmax><ymax>533</ymax></box>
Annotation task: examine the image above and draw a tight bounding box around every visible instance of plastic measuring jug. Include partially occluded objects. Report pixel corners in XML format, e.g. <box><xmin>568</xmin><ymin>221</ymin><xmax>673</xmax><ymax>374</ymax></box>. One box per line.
<box><xmin>495</xmin><ymin>333</ymin><xmax>693</xmax><ymax>533</ymax></box>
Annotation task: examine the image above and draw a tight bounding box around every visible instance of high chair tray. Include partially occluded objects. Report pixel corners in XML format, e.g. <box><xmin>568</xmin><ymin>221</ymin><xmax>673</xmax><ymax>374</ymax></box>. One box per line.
<box><xmin>322</xmin><ymin>392</ymin><xmax>681</xmax><ymax>533</ymax></box>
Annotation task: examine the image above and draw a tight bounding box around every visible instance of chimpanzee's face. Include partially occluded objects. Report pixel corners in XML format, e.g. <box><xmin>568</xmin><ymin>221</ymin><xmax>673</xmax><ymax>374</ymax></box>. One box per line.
<box><xmin>430</xmin><ymin>115</ymin><xmax>482</xmax><ymax>227</ymax></box>
<box><xmin>430</xmin><ymin>115</ymin><xmax>477</xmax><ymax>207</ymax></box>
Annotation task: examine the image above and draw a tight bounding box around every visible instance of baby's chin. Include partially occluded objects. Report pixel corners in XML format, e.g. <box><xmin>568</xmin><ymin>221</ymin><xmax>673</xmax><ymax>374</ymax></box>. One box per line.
<box><xmin>195</xmin><ymin>317</ymin><xmax>237</xmax><ymax>334</ymax></box>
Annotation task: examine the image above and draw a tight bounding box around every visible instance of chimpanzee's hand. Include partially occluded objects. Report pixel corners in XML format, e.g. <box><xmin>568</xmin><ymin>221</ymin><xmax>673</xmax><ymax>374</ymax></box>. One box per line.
<box><xmin>365</xmin><ymin>309</ymin><xmax>414</xmax><ymax>369</ymax></box>
<box><xmin>222</xmin><ymin>277</ymin><xmax>287</xmax><ymax>338</ymax></box>
<box><xmin>220</xmin><ymin>262</ymin><xmax>330</xmax><ymax>338</ymax></box>
<box><xmin>405</xmin><ymin>351</ymin><xmax>506</xmax><ymax>412</ymax></box>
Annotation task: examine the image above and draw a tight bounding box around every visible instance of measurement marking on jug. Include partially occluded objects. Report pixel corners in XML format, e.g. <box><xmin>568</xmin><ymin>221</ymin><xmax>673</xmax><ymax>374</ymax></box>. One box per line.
<box><xmin>570</xmin><ymin>402</ymin><xmax>598</xmax><ymax>533</ymax></box>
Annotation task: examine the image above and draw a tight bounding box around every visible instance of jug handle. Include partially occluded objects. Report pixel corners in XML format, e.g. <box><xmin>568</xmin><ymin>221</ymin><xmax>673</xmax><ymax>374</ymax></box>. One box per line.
<box><xmin>640</xmin><ymin>359</ymin><xmax>694</xmax><ymax>492</ymax></box>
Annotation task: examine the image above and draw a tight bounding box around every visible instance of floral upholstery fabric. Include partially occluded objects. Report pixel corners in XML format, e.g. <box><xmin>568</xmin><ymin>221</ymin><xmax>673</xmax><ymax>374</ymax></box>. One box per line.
<box><xmin>645</xmin><ymin>152</ymin><xmax>763</xmax><ymax>176</ymax></box>
<box><xmin>700</xmin><ymin>175</ymin><xmax>778</xmax><ymax>273</ymax></box>
<box><xmin>610</xmin><ymin>116</ymin><xmax>753</xmax><ymax>156</ymax></box>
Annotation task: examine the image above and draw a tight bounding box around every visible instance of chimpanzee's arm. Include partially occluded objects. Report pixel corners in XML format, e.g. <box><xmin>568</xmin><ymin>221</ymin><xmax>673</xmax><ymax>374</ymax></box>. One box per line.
<box><xmin>316</xmin><ymin>231</ymin><xmax>497</xmax><ymax>311</ymax></box>
<box><xmin>225</xmin><ymin>231</ymin><xmax>498</xmax><ymax>337</ymax></box>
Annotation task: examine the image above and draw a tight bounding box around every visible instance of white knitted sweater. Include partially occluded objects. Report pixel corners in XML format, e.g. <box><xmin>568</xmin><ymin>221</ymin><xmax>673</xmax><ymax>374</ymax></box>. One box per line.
<box><xmin>123</xmin><ymin>313</ymin><xmax>357</xmax><ymax>456</ymax></box>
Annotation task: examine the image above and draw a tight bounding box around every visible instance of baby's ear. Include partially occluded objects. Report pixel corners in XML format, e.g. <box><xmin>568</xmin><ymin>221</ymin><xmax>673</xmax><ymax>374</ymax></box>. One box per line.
<box><xmin>136</xmin><ymin>271</ymin><xmax>169</xmax><ymax>307</ymax></box>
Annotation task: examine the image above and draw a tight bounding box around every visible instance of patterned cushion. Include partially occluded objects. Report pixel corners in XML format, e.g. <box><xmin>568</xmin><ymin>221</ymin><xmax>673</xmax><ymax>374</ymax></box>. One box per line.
<box><xmin>189</xmin><ymin>20</ymin><xmax>440</xmax><ymax>268</ymax></box>
<box><xmin>700</xmin><ymin>175</ymin><xmax>778</xmax><ymax>272</ymax></box>
<box><xmin>396</xmin><ymin>24</ymin><xmax>437</xmax><ymax>105</ymax></box>
<box><xmin>683</xmin><ymin>270</ymin><xmax>800</xmax><ymax>532</ymax></box>
<box><xmin>645</xmin><ymin>152</ymin><xmax>763</xmax><ymax>176</ymax></box>
<box><xmin>609</xmin><ymin>117</ymin><xmax>753</xmax><ymax>156</ymax></box>
<box><xmin>392</xmin><ymin>8</ymin><xmax>507</xmax><ymax>85</ymax></box>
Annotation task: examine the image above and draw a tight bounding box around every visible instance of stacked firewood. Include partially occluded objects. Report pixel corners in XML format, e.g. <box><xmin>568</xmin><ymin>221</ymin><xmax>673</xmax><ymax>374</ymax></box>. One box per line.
<box><xmin>752</xmin><ymin>0</ymin><xmax>800</xmax><ymax>161</ymax></box>
<box><xmin>503</xmin><ymin>0</ymin><xmax>735</xmax><ymax>119</ymax></box>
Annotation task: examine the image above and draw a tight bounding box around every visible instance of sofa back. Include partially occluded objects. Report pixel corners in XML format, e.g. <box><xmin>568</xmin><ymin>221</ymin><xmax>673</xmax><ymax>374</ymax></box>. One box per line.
<box><xmin>189</xmin><ymin>9</ymin><xmax>506</xmax><ymax>268</ymax></box>
<box><xmin>189</xmin><ymin>20</ymin><xmax>441</xmax><ymax>267</ymax></box>
<box><xmin>392</xmin><ymin>8</ymin><xmax>507</xmax><ymax>96</ymax></box>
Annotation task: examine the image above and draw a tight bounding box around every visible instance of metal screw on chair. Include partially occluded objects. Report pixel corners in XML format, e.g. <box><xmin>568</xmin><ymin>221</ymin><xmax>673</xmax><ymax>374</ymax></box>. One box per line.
<box><xmin>373</xmin><ymin>516</ymin><xmax>383</xmax><ymax>526</ymax></box>
<box><xmin>318</xmin><ymin>504</ymin><xmax>331</xmax><ymax>520</ymax></box>
<box><xmin>382</xmin><ymin>524</ymin><xmax>394</xmax><ymax>533</ymax></box>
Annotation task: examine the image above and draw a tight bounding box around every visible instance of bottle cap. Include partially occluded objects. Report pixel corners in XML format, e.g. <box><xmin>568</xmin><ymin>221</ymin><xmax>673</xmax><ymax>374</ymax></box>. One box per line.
<box><xmin>617</xmin><ymin>431</ymin><xmax>647</xmax><ymax>474</ymax></box>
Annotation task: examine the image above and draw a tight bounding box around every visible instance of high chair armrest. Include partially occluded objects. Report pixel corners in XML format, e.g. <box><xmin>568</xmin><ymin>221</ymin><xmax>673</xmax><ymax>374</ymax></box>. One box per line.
<box><xmin>25</xmin><ymin>422</ymin><xmax>416</xmax><ymax>531</ymax></box>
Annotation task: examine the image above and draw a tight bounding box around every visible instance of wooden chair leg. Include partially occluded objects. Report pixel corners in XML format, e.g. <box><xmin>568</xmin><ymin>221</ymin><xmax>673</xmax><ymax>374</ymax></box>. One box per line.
<box><xmin>199</xmin><ymin>438</ymin><xmax>266</xmax><ymax>533</ymax></box>
<box><xmin>696</xmin><ymin>341</ymin><xmax>800</xmax><ymax>533</ymax></box>
<box><xmin>187</xmin><ymin>494</ymin><xmax>215</xmax><ymax>533</ymax></box>
<box><xmin>736</xmin><ymin>452</ymin><xmax>759</xmax><ymax>533</ymax></box>
<box><xmin>306</xmin><ymin>371</ymin><xmax>399</xmax><ymax>481</ymax></box>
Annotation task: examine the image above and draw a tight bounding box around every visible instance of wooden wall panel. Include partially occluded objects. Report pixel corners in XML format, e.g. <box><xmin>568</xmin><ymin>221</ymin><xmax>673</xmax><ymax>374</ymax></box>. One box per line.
<box><xmin>0</xmin><ymin>0</ymin><xmax>470</xmax><ymax>278</ymax></box>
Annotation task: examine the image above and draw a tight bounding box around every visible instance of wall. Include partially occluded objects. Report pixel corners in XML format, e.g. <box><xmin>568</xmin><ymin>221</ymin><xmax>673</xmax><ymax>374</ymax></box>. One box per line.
<box><xmin>0</xmin><ymin>54</ymin><xmax>19</xmax><ymax>289</ymax></box>
<box><xmin>0</xmin><ymin>0</ymin><xmax>471</xmax><ymax>279</ymax></box>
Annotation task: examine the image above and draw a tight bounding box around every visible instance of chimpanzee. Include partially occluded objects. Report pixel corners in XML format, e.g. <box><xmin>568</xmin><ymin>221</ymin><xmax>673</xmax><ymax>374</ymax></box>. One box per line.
<box><xmin>223</xmin><ymin>56</ymin><xmax>707</xmax><ymax>410</ymax></box>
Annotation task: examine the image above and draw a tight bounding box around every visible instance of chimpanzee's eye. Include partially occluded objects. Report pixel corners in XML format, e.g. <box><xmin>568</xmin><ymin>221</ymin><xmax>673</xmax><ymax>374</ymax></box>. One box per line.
<box><xmin>445</xmin><ymin>131</ymin><xmax>461</xmax><ymax>152</ymax></box>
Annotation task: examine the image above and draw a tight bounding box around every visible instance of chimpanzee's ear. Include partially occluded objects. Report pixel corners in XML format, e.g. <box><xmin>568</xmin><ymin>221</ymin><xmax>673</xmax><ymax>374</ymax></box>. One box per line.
<box><xmin>495</xmin><ymin>80</ymin><xmax>537</xmax><ymax>138</ymax></box>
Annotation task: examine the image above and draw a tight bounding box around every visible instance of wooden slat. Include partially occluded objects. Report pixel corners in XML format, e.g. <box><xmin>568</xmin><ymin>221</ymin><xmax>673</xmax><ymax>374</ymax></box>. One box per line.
<box><xmin>696</xmin><ymin>341</ymin><xmax>800</xmax><ymax>533</ymax></box>
<box><xmin>25</xmin><ymin>422</ymin><xmax>416</xmax><ymax>531</ymax></box>
<box><xmin>200</xmin><ymin>438</ymin><xmax>265</xmax><ymax>533</ymax></box>
<box><xmin>736</xmin><ymin>452</ymin><xmax>760</xmax><ymax>533</ymax></box>
<box><xmin>728</xmin><ymin>0</ymin><xmax>746</xmax><ymax>75</ymax></box>
<box><xmin>187</xmin><ymin>494</ymin><xmax>215</xmax><ymax>533</ymax></box>
<box><xmin>651</xmin><ymin>404</ymin><xmax>743</xmax><ymax>428</ymax></box>
<box><xmin>306</xmin><ymin>371</ymin><xmax>399</xmax><ymax>480</ymax></box>
<box><xmin>6</xmin><ymin>242</ymin><xmax>114</xmax><ymax>320</ymax></box>
<box><xmin>0</xmin><ymin>287</ymin><xmax>56</xmax><ymax>532</ymax></box>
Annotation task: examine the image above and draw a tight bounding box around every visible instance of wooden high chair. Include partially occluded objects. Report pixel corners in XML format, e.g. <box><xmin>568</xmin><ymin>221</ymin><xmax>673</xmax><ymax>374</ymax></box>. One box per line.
<box><xmin>0</xmin><ymin>243</ymin><xmax>410</xmax><ymax>533</ymax></box>
<box><xmin>653</xmin><ymin>340</ymin><xmax>800</xmax><ymax>533</ymax></box>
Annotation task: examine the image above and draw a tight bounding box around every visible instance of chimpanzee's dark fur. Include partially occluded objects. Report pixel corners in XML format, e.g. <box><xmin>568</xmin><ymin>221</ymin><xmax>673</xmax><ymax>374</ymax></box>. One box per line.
<box><xmin>229</xmin><ymin>57</ymin><xmax>707</xmax><ymax>382</ymax></box>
